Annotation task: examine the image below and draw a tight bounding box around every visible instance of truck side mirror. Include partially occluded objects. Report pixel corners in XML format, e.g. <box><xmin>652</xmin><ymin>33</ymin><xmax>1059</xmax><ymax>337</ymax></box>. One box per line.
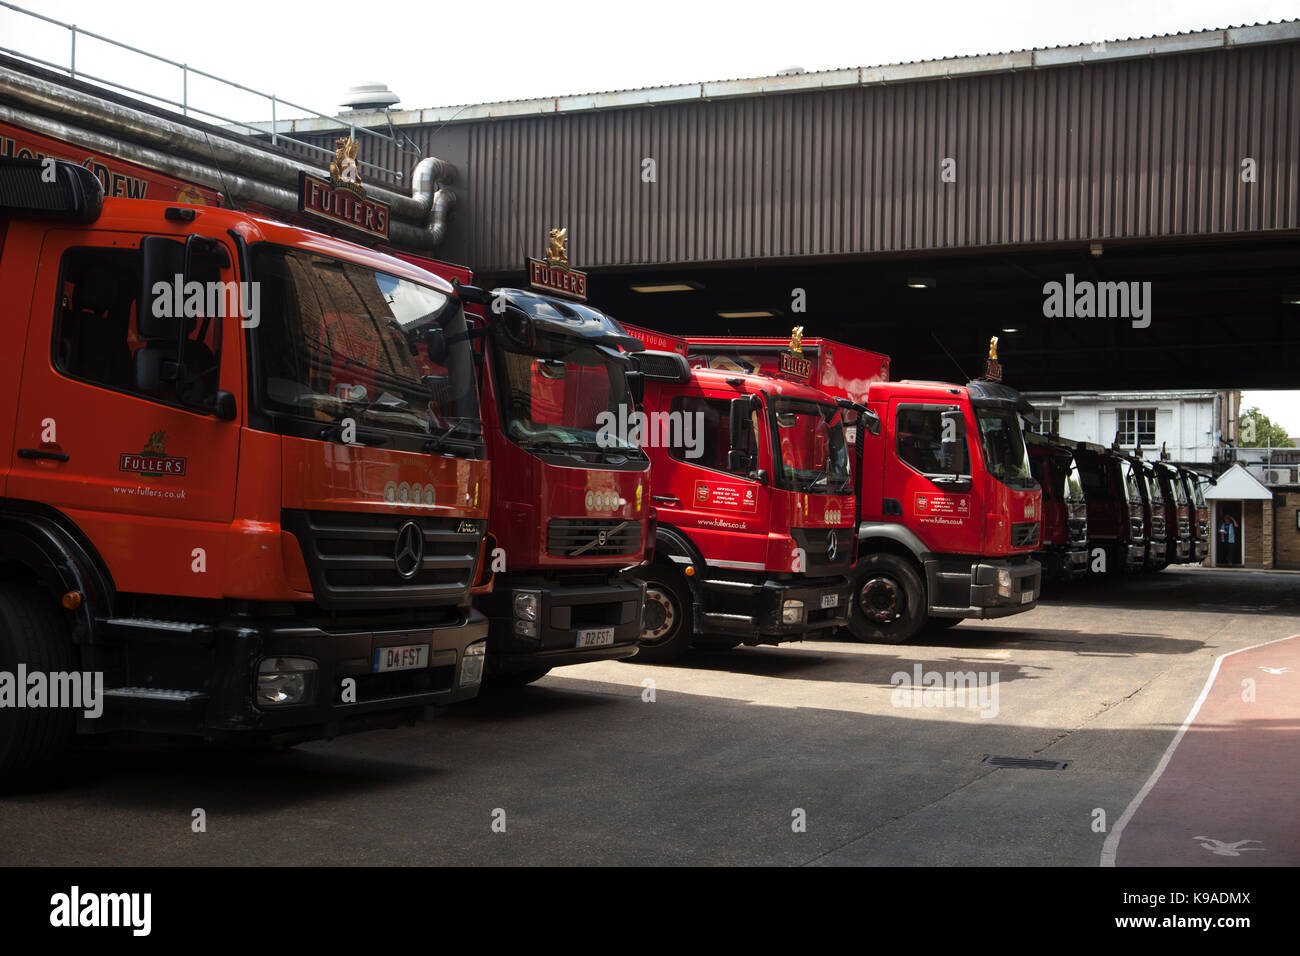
<box><xmin>625</xmin><ymin>369</ymin><xmax>645</xmax><ymax>406</ymax></box>
<box><xmin>729</xmin><ymin>397</ymin><xmax>752</xmax><ymax>452</ymax></box>
<box><xmin>940</xmin><ymin>409</ymin><xmax>965</xmax><ymax>474</ymax></box>
<box><xmin>862</xmin><ymin>408</ymin><xmax>882</xmax><ymax>437</ymax></box>
<box><xmin>134</xmin><ymin>346</ymin><xmax>172</xmax><ymax>391</ymax></box>
<box><xmin>138</xmin><ymin>235</ymin><xmax>185</xmax><ymax>341</ymax></box>
<box><xmin>421</xmin><ymin>326</ymin><xmax>448</xmax><ymax>365</ymax></box>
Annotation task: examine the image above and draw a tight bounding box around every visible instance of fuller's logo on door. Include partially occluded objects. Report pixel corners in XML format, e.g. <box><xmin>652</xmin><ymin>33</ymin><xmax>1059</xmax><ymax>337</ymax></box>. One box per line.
<box><xmin>119</xmin><ymin>430</ymin><xmax>186</xmax><ymax>477</ymax></box>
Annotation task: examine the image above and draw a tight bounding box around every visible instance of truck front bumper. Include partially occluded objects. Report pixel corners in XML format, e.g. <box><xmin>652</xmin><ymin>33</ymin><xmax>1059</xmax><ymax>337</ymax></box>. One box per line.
<box><xmin>96</xmin><ymin>608</ymin><xmax>489</xmax><ymax>740</ymax></box>
<box><xmin>1174</xmin><ymin>538</ymin><xmax>1192</xmax><ymax>562</ymax></box>
<box><xmin>697</xmin><ymin>573</ymin><xmax>852</xmax><ymax>642</ymax></box>
<box><xmin>926</xmin><ymin>554</ymin><xmax>1041</xmax><ymax>619</ymax></box>
<box><xmin>1036</xmin><ymin>546</ymin><xmax>1089</xmax><ymax>580</ymax></box>
<box><xmin>1194</xmin><ymin>540</ymin><xmax>1208</xmax><ymax>561</ymax></box>
<box><xmin>1147</xmin><ymin>540</ymin><xmax>1167</xmax><ymax>565</ymax></box>
<box><xmin>482</xmin><ymin>576</ymin><xmax>644</xmax><ymax>672</ymax></box>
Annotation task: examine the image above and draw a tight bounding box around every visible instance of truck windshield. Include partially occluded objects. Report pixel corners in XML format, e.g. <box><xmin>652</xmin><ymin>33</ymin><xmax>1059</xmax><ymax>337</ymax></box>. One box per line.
<box><xmin>1168</xmin><ymin>472</ymin><xmax>1189</xmax><ymax>506</ymax></box>
<box><xmin>771</xmin><ymin>399</ymin><xmax>852</xmax><ymax>493</ymax></box>
<box><xmin>1144</xmin><ymin>470</ymin><xmax>1164</xmax><ymax>505</ymax></box>
<box><xmin>1190</xmin><ymin>476</ymin><xmax>1207</xmax><ymax>508</ymax></box>
<box><xmin>251</xmin><ymin>245</ymin><xmax>480</xmax><ymax>447</ymax></box>
<box><xmin>974</xmin><ymin>406</ymin><xmax>1035</xmax><ymax>488</ymax></box>
<box><xmin>1122</xmin><ymin>462</ymin><xmax>1142</xmax><ymax>503</ymax></box>
<box><xmin>494</xmin><ymin>329</ymin><xmax>641</xmax><ymax>460</ymax></box>
<box><xmin>1065</xmin><ymin>457</ymin><xmax>1085</xmax><ymax>502</ymax></box>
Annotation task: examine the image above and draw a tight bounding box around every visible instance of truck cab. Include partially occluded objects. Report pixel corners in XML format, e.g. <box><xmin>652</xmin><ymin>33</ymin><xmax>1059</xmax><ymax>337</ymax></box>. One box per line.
<box><xmin>0</xmin><ymin>160</ymin><xmax>491</xmax><ymax>780</ymax></box>
<box><xmin>1025</xmin><ymin>432</ymin><xmax>1089</xmax><ymax>580</ymax></box>
<box><xmin>1154</xmin><ymin>460</ymin><xmax>1192</xmax><ymax>564</ymax></box>
<box><xmin>463</xmin><ymin>288</ymin><xmax>649</xmax><ymax>682</ymax></box>
<box><xmin>1181</xmin><ymin>467</ymin><xmax>1210</xmax><ymax>562</ymax></box>
<box><xmin>1071</xmin><ymin>443</ymin><xmax>1146</xmax><ymax>574</ymax></box>
<box><xmin>1131</xmin><ymin>457</ymin><xmax>1168</xmax><ymax>571</ymax></box>
<box><xmin>627</xmin><ymin>354</ymin><xmax>855</xmax><ymax>662</ymax></box>
<box><xmin>848</xmin><ymin>378</ymin><xmax>1041</xmax><ymax>640</ymax></box>
<box><xmin>388</xmin><ymin>255</ymin><xmax>652</xmax><ymax>685</ymax></box>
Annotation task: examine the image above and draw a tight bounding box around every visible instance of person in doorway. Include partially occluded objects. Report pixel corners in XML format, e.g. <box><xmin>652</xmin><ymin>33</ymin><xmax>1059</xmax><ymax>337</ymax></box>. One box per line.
<box><xmin>1219</xmin><ymin>514</ymin><xmax>1239</xmax><ymax>565</ymax></box>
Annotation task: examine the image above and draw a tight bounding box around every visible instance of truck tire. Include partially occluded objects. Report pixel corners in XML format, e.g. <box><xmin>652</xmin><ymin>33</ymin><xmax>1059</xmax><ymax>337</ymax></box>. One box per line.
<box><xmin>847</xmin><ymin>554</ymin><xmax>927</xmax><ymax>645</ymax></box>
<box><xmin>629</xmin><ymin>567</ymin><xmax>695</xmax><ymax>664</ymax></box>
<box><xmin>0</xmin><ymin>582</ymin><xmax>76</xmax><ymax>788</ymax></box>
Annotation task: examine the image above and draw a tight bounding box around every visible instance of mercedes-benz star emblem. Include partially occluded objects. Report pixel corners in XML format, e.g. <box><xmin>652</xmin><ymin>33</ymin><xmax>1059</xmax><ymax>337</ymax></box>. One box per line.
<box><xmin>826</xmin><ymin>529</ymin><xmax>838</xmax><ymax>562</ymax></box>
<box><xmin>394</xmin><ymin>521</ymin><xmax>424</xmax><ymax>580</ymax></box>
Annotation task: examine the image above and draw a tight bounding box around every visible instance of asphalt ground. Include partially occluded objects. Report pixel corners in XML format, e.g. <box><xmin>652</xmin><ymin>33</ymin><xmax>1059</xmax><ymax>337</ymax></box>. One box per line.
<box><xmin>1</xmin><ymin>566</ymin><xmax>1296</xmax><ymax>866</ymax></box>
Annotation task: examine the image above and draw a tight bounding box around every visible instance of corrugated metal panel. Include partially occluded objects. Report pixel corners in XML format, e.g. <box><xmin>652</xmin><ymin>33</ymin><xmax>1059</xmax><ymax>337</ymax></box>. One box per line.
<box><xmin>296</xmin><ymin>42</ymin><xmax>1299</xmax><ymax>271</ymax></box>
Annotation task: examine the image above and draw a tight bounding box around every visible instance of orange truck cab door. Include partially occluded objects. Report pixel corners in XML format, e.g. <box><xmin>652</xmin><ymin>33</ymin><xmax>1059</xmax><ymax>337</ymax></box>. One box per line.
<box><xmin>8</xmin><ymin>227</ymin><xmax>241</xmax><ymax>597</ymax></box>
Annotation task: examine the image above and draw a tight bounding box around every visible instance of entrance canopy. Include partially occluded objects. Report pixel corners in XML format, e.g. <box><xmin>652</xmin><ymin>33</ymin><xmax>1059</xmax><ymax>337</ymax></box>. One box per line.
<box><xmin>1204</xmin><ymin>463</ymin><xmax>1273</xmax><ymax>500</ymax></box>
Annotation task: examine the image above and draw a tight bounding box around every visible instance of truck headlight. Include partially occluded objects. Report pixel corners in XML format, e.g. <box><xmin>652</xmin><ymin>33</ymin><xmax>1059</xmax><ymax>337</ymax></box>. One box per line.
<box><xmin>512</xmin><ymin>590</ymin><xmax>540</xmax><ymax>622</ymax></box>
<box><xmin>514</xmin><ymin>619</ymin><xmax>539</xmax><ymax>639</ymax></box>
<box><xmin>997</xmin><ymin>569</ymin><xmax>1013</xmax><ymax>598</ymax></box>
<box><xmin>460</xmin><ymin>639</ymin><xmax>487</xmax><ymax>687</ymax></box>
<box><xmin>782</xmin><ymin>599</ymin><xmax>805</xmax><ymax>624</ymax></box>
<box><xmin>256</xmin><ymin>657</ymin><xmax>317</xmax><ymax>706</ymax></box>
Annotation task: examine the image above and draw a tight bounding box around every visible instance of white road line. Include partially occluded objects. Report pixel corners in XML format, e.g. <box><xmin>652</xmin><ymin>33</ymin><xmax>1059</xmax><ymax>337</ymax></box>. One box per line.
<box><xmin>1100</xmin><ymin>632</ymin><xmax>1300</xmax><ymax>867</ymax></box>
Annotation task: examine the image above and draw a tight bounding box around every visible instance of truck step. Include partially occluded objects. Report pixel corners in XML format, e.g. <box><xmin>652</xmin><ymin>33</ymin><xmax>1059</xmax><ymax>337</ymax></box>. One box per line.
<box><xmin>104</xmin><ymin>686</ymin><xmax>208</xmax><ymax>702</ymax></box>
<box><xmin>98</xmin><ymin>618</ymin><xmax>216</xmax><ymax>645</ymax></box>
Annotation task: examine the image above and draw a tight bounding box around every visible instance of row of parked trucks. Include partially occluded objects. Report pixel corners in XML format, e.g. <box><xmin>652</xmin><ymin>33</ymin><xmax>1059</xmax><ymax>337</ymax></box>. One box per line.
<box><xmin>1025</xmin><ymin>433</ymin><xmax>1210</xmax><ymax>580</ymax></box>
<box><xmin>0</xmin><ymin>117</ymin><xmax>1207</xmax><ymax>783</ymax></box>
<box><xmin>0</xmin><ymin>143</ymin><xmax>1057</xmax><ymax>780</ymax></box>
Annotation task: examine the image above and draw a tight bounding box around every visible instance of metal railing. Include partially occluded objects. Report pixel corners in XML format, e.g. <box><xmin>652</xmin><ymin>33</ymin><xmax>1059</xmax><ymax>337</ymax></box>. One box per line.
<box><xmin>0</xmin><ymin>0</ymin><xmax>415</xmax><ymax>180</ymax></box>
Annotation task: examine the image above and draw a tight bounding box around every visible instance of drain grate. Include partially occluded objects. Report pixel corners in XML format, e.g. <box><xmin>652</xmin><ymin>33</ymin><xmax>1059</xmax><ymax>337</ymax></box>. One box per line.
<box><xmin>980</xmin><ymin>755</ymin><xmax>1070</xmax><ymax>771</ymax></box>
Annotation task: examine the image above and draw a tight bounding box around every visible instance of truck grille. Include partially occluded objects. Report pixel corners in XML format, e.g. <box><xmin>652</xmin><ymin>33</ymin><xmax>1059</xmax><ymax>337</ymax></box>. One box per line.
<box><xmin>790</xmin><ymin>526</ymin><xmax>854</xmax><ymax>573</ymax></box>
<box><xmin>1151</xmin><ymin>514</ymin><xmax>1167</xmax><ymax>538</ymax></box>
<box><xmin>1011</xmin><ymin>522</ymin><xmax>1040</xmax><ymax>548</ymax></box>
<box><xmin>283</xmin><ymin>510</ymin><xmax>483</xmax><ymax>610</ymax></box>
<box><xmin>547</xmin><ymin>518</ymin><xmax>641</xmax><ymax>557</ymax></box>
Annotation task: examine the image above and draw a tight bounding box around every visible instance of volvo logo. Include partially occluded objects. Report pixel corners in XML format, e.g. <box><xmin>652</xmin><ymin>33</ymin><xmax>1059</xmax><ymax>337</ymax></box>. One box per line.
<box><xmin>394</xmin><ymin>521</ymin><xmax>424</xmax><ymax>580</ymax></box>
<box><xmin>826</xmin><ymin>530</ymin><xmax>838</xmax><ymax>562</ymax></box>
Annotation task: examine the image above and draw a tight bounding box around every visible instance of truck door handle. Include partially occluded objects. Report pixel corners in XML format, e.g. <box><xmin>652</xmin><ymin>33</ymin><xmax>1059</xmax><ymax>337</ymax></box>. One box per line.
<box><xmin>652</xmin><ymin>495</ymin><xmax>680</xmax><ymax>505</ymax></box>
<box><xmin>18</xmin><ymin>448</ymin><xmax>70</xmax><ymax>462</ymax></box>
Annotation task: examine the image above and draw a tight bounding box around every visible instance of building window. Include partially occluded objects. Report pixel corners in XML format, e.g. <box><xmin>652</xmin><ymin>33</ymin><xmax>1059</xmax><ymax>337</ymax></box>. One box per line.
<box><xmin>1033</xmin><ymin>407</ymin><xmax>1059</xmax><ymax>436</ymax></box>
<box><xmin>1117</xmin><ymin>408</ymin><xmax>1156</xmax><ymax>447</ymax></box>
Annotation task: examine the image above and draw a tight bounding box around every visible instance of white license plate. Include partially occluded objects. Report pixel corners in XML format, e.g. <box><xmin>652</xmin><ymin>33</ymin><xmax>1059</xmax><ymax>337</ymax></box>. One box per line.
<box><xmin>1020</xmin><ymin>591</ymin><xmax>1035</xmax><ymax>604</ymax></box>
<box><xmin>821</xmin><ymin>593</ymin><xmax>840</xmax><ymax>609</ymax></box>
<box><xmin>576</xmin><ymin>627</ymin><xmax>615</xmax><ymax>648</ymax></box>
<box><xmin>373</xmin><ymin>643</ymin><xmax>430</xmax><ymax>672</ymax></box>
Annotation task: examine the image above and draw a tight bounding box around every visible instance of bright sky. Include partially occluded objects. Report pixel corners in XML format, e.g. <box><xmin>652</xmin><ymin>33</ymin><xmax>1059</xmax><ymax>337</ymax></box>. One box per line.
<box><xmin>1242</xmin><ymin>392</ymin><xmax>1300</xmax><ymax>439</ymax></box>
<box><xmin>5</xmin><ymin>0</ymin><xmax>1299</xmax><ymax>114</ymax></box>
<box><xmin>5</xmin><ymin>0</ymin><xmax>1298</xmax><ymax>426</ymax></box>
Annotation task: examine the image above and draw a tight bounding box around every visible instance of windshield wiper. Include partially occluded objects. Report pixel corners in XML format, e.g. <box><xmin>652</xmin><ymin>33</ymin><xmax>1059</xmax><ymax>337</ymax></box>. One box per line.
<box><xmin>424</xmin><ymin>417</ymin><xmax>484</xmax><ymax>454</ymax></box>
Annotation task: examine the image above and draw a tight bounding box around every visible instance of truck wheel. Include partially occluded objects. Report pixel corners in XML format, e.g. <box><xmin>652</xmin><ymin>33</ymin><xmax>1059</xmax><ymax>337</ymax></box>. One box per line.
<box><xmin>0</xmin><ymin>583</ymin><xmax>76</xmax><ymax>788</ymax></box>
<box><xmin>631</xmin><ymin>568</ymin><xmax>695</xmax><ymax>664</ymax></box>
<box><xmin>847</xmin><ymin>554</ymin><xmax>927</xmax><ymax>645</ymax></box>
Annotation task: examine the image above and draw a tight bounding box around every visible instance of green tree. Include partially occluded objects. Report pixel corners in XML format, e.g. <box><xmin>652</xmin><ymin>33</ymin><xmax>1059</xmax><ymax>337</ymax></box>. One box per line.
<box><xmin>1239</xmin><ymin>407</ymin><xmax>1296</xmax><ymax>447</ymax></box>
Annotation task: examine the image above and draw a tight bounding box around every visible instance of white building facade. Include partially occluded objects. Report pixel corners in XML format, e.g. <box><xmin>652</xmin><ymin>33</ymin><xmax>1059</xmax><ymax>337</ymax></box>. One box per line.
<box><xmin>1020</xmin><ymin>390</ymin><xmax>1239</xmax><ymax>467</ymax></box>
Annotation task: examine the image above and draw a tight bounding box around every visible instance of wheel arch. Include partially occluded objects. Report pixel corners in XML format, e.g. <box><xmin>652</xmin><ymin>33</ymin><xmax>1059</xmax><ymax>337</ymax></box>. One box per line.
<box><xmin>0</xmin><ymin>505</ymin><xmax>116</xmax><ymax>643</ymax></box>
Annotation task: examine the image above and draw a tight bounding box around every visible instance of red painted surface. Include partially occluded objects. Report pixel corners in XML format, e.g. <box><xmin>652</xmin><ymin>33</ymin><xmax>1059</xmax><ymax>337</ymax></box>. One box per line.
<box><xmin>1113</xmin><ymin>635</ymin><xmax>1300</xmax><ymax>866</ymax></box>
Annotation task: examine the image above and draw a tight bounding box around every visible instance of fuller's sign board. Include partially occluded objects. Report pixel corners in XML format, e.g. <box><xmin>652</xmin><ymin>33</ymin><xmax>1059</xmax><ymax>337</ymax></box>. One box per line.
<box><xmin>778</xmin><ymin>350</ymin><xmax>814</xmax><ymax>382</ymax></box>
<box><xmin>298</xmin><ymin>171</ymin><xmax>390</xmax><ymax>240</ymax></box>
<box><xmin>527</xmin><ymin>257</ymin><xmax>587</xmax><ymax>301</ymax></box>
